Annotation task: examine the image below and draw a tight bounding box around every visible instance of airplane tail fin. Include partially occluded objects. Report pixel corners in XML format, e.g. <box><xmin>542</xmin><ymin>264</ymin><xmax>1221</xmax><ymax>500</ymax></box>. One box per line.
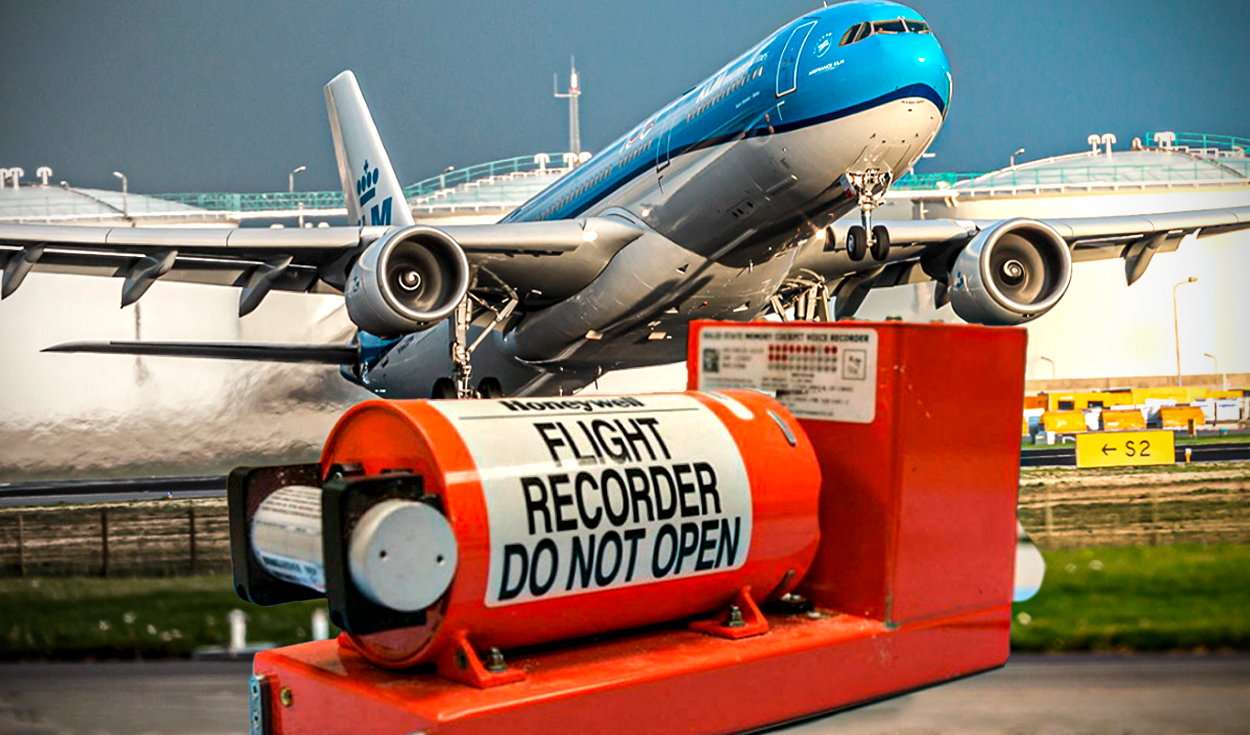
<box><xmin>324</xmin><ymin>71</ymin><xmax>414</xmax><ymax>228</ymax></box>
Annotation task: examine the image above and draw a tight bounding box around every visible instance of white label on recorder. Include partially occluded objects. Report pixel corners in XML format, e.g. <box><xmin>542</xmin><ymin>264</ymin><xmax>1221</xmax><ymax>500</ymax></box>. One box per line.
<box><xmin>429</xmin><ymin>395</ymin><xmax>753</xmax><ymax>607</ymax></box>
<box><xmin>695</xmin><ymin>326</ymin><xmax>879</xmax><ymax>423</ymax></box>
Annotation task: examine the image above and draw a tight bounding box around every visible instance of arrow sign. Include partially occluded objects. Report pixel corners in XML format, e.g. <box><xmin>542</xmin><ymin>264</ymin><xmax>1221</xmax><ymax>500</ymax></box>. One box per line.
<box><xmin>1076</xmin><ymin>430</ymin><xmax>1174</xmax><ymax>468</ymax></box>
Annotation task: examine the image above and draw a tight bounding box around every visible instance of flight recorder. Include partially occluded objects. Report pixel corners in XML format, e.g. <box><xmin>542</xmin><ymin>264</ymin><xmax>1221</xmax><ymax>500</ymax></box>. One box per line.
<box><xmin>229</xmin><ymin>320</ymin><xmax>1027</xmax><ymax>735</ymax></box>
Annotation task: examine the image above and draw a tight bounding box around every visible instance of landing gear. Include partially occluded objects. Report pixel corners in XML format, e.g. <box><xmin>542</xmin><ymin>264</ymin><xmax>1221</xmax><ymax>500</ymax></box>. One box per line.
<box><xmin>437</xmin><ymin>283</ymin><xmax>520</xmax><ymax>399</ymax></box>
<box><xmin>431</xmin><ymin>378</ymin><xmax>457</xmax><ymax>400</ymax></box>
<box><xmin>769</xmin><ymin>270</ymin><xmax>832</xmax><ymax>322</ymax></box>
<box><xmin>842</xmin><ymin>169</ymin><xmax>894</xmax><ymax>263</ymax></box>
<box><xmin>477</xmin><ymin>378</ymin><xmax>504</xmax><ymax>399</ymax></box>
<box><xmin>846</xmin><ymin>226</ymin><xmax>868</xmax><ymax>262</ymax></box>
<box><xmin>449</xmin><ymin>296</ymin><xmax>474</xmax><ymax>399</ymax></box>
<box><xmin>870</xmin><ymin>225</ymin><xmax>891</xmax><ymax>261</ymax></box>
<box><xmin>431</xmin><ymin>376</ymin><xmax>504</xmax><ymax>400</ymax></box>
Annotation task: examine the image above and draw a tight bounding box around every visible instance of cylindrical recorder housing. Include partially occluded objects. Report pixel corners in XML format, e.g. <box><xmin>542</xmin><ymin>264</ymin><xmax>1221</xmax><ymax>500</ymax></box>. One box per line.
<box><xmin>237</xmin><ymin>390</ymin><xmax>821</xmax><ymax>669</ymax></box>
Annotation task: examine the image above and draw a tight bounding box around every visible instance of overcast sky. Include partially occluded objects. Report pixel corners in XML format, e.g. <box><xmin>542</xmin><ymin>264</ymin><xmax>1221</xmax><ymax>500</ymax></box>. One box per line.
<box><xmin>2</xmin><ymin>0</ymin><xmax>1247</xmax><ymax>194</ymax></box>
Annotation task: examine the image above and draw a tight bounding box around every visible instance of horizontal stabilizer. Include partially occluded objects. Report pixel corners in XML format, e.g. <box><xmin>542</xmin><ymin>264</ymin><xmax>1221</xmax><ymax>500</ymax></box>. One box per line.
<box><xmin>43</xmin><ymin>340</ymin><xmax>358</xmax><ymax>365</ymax></box>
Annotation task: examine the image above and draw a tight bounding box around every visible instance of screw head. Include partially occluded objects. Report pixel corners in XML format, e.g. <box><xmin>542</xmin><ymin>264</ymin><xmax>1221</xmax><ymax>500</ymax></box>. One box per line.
<box><xmin>726</xmin><ymin>605</ymin><xmax>746</xmax><ymax>628</ymax></box>
<box><xmin>279</xmin><ymin>687</ymin><xmax>294</xmax><ymax>707</ymax></box>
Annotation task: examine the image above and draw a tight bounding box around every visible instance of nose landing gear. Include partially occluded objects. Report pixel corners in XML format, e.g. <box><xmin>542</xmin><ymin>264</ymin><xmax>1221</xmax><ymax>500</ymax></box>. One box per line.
<box><xmin>842</xmin><ymin>169</ymin><xmax>894</xmax><ymax>263</ymax></box>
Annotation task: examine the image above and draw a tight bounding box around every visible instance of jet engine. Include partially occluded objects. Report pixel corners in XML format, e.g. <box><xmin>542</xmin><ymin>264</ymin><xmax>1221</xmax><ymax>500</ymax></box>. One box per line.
<box><xmin>344</xmin><ymin>225</ymin><xmax>470</xmax><ymax>337</ymax></box>
<box><xmin>947</xmin><ymin>219</ymin><xmax>1072</xmax><ymax>325</ymax></box>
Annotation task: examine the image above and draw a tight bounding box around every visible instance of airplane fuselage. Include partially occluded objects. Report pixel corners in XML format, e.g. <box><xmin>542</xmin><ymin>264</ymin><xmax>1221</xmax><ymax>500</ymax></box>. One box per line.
<box><xmin>355</xmin><ymin>0</ymin><xmax>951</xmax><ymax>398</ymax></box>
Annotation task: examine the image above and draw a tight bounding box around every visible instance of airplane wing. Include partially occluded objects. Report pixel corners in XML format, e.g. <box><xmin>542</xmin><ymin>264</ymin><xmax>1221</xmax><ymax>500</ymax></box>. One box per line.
<box><xmin>0</xmin><ymin>217</ymin><xmax>640</xmax><ymax>315</ymax></box>
<box><xmin>804</xmin><ymin>204</ymin><xmax>1250</xmax><ymax>321</ymax></box>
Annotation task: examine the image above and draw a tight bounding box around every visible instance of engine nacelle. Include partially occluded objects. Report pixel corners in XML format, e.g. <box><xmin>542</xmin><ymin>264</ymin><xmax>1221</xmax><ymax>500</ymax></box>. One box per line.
<box><xmin>345</xmin><ymin>226</ymin><xmax>470</xmax><ymax>337</ymax></box>
<box><xmin>948</xmin><ymin>218</ymin><xmax>1072</xmax><ymax>326</ymax></box>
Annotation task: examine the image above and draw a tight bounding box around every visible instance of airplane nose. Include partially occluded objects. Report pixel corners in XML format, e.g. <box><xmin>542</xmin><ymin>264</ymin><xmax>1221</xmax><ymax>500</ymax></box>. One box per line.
<box><xmin>910</xmin><ymin>37</ymin><xmax>952</xmax><ymax>112</ymax></box>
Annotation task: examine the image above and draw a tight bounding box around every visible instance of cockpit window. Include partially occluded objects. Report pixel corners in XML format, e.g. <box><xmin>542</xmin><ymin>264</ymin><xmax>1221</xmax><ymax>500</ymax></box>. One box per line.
<box><xmin>839</xmin><ymin>17</ymin><xmax>932</xmax><ymax>46</ymax></box>
<box><xmin>839</xmin><ymin>23</ymin><xmax>862</xmax><ymax>47</ymax></box>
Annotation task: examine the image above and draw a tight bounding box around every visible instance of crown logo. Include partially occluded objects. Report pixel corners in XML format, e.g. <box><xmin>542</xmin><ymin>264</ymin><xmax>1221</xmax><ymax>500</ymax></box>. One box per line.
<box><xmin>356</xmin><ymin>160</ymin><xmax>379</xmax><ymax>206</ymax></box>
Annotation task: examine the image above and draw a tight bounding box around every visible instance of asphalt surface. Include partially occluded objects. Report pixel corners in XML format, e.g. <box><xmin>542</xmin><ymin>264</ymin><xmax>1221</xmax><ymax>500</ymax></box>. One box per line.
<box><xmin>0</xmin><ymin>655</ymin><xmax>1247</xmax><ymax>734</ymax></box>
<box><xmin>0</xmin><ymin>476</ymin><xmax>226</xmax><ymax>507</ymax></box>
<box><xmin>0</xmin><ymin>490</ymin><xmax>225</xmax><ymax>507</ymax></box>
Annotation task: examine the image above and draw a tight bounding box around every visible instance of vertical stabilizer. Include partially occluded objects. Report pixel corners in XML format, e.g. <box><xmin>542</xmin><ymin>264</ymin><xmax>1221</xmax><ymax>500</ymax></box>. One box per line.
<box><xmin>324</xmin><ymin>71</ymin><xmax>414</xmax><ymax>228</ymax></box>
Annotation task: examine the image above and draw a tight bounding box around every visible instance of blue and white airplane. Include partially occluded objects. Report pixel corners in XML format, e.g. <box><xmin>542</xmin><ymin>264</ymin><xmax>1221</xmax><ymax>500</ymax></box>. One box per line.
<box><xmin>3</xmin><ymin>0</ymin><xmax>1248</xmax><ymax>399</ymax></box>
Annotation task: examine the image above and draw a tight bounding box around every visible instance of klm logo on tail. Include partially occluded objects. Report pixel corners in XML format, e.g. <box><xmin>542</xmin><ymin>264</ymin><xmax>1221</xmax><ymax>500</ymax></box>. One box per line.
<box><xmin>355</xmin><ymin>160</ymin><xmax>392</xmax><ymax>226</ymax></box>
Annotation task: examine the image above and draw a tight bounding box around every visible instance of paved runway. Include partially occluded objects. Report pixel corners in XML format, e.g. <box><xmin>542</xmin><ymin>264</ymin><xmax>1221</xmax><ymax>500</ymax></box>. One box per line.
<box><xmin>1</xmin><ymin>654</ymin><xmax>1247</xmax><ymax>734</ymax></box>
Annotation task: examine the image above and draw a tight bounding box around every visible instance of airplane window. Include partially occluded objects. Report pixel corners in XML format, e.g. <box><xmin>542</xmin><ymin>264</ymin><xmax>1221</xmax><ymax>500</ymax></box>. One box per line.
<box><xmin>839</xmin><ymin>23</ymin><xmax>861</xmax><ymax>47</ymax></box>
<box><xmin>841</xmin><ymin>18</ymin><xmax>931</xmax><ymax>46</ymax></box>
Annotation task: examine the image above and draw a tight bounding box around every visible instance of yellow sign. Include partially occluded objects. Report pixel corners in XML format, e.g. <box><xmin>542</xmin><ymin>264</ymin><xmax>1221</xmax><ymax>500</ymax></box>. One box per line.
<box><xmin>1075</xmin><ymin>430</ymin><xmax>1175</xmax><ymax>468</ymax></box>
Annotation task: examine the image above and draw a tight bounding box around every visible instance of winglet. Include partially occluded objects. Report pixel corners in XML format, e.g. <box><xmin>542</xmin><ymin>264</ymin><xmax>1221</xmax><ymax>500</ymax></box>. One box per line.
<box><xmin>324</xmin><ymin>71</ymin><xmax>414</xmax><ymax>228</ymax></box>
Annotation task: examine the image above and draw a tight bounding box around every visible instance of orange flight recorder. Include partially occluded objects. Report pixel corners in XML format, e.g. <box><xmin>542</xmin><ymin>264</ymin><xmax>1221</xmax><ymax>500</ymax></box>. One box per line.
<box><xmin>233</xmin><ymin>321</ymin><xmax>1027</xmax><ymax>734</ymax></box>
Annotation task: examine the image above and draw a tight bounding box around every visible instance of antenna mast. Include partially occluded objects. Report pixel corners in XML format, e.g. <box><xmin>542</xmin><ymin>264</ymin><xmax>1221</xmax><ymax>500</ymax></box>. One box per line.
<box><xmin>553</xmin><ymin>56</ymin><xmax>582</xmax><ymax>155</ymax></box>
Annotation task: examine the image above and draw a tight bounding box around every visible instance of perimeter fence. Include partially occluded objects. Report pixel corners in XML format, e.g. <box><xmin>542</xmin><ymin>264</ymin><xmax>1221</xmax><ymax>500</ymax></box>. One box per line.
<box><xmin>1</xmin><ymin>473</ymin><xmax>1247</xmax><ymax>576</ymax></box>
<box><xmin>0</xmin><ymin>501</ymin><xmax>229</xmax><ymax>577</ymax></box>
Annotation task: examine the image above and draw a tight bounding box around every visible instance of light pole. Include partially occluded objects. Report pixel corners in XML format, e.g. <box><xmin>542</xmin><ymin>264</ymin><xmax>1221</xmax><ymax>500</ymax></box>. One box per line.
<box><xmin>111</xmin><ymin>171</ymin><xmax>129</xmax><ymax>221</ymax></box>
<box><xmin>1204</xmin><ymin>353</ymin><xmax>1225</xmax><ymax>390</ymax></box>
<box><xmin>1172</xmin><ymin>277</ymin><xmax>1199</xmax><ymax>386</ymax></box>
<box><xmin>288</xmin><ymin>165</ymin><xmax>306</xmax><ymax>193</ymax></box>
<box><xmin>1038</xmin><ymin>355</ymin><xmax>1056</xmax><ymax>380</ymax></box>
<box><xmin>1010</xmin><ymin>148</ymin><xmax>1025</xmax><ymax>167</ymax></box>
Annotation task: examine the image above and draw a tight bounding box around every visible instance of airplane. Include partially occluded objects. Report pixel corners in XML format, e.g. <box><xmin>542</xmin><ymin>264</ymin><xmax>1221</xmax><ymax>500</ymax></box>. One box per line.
<box><xmin>3</xmin><ymin>0</ymin><xmax>1248</xmax><ymax>400</ymax></box>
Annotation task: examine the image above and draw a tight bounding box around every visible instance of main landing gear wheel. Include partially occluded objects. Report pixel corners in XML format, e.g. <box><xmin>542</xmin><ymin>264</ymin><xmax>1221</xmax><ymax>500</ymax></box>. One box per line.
<box><xmin>870</xmin><ymin>225</ymin><xmax>891</xmax><ymax>261</ymax></box>
<box><xmin>846</xmin><ymin>226</ymin><xmax>868</xmax><ymax>262</ymax></box>
<box><xmin>477</xmin><ymin>378</ymin><xmax>504</xmax><ymax>399</ymax></box>
<box><xmin>431</xmin><ymin>378</ymin><xmax>457</xmax><ymax>400</ymax></box>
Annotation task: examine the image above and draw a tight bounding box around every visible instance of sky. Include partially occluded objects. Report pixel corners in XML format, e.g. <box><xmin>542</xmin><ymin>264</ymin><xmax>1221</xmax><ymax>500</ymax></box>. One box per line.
<box><xmin>2</xmin><ymin>0</ymin><xmax>1248</xmax><ymax>194</ymax></box>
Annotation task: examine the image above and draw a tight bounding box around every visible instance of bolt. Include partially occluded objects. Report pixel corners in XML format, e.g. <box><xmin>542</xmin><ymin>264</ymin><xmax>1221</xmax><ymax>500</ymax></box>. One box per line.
<box><xmin>726</xmin><ymin>605</ymin><xmax>745</xmax><ymax>628</ymax></box>
<box><xmin>279</xmin><ymin>687</ymin><xmax>294</xmax><ymax>707</ymax></box>
<box><xmin>485</xmin><ymin>646</ymin><xmax>507</xmax><ymax>673</ymax></box>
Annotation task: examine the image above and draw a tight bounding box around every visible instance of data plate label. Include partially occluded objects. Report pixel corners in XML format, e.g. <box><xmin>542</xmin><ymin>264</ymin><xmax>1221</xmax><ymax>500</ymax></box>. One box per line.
<box><xmin>695</xmin><ymin>325</ymin><xmax>878</xmax><ymax>423</ymax></box>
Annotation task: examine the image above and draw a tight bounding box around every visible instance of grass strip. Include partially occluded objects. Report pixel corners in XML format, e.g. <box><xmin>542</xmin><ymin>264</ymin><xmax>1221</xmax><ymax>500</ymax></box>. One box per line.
<box><xmin>1011</xmin><ymin>544</ymin><xmax>1250</xmax><ymax>652</ymax></box>
<box><xmin>3</xmin><ymin>544</ymin><xmax>1248</xmax><ymax>660</ymax></box>
<box><xmin>0</xmin><ymin>575</ymin><xmax>332</xmax><ymax>661</ymax></box>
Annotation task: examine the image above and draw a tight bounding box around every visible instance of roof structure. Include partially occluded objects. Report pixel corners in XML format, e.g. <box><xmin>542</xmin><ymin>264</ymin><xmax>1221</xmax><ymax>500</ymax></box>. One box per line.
<box><xmin>6</xmin><ymin>133</ymin><xmax>1247</xmax><ymax>223</ymax></box>
<box><xmin>0</xmin><ymin>182</ymin><xmax>232</xmax><ymax>225</ymax></box>
<box><xmin>894</xmin><ymin>131</ymin><xmax>1249</xmax><ymax>198</ymax></box>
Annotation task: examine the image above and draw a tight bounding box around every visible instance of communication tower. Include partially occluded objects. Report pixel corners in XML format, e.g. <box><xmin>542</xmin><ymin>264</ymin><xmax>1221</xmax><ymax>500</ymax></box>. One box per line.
<box><xmin>554</xmin><ymin>57</ymin><xmax>582</xmax><ymax>155</ymax></box>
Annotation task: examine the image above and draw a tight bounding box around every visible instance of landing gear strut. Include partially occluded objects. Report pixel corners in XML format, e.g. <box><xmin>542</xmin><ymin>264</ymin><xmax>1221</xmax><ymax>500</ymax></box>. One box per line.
<box><xmin>842</xmin><ymin>169</ymin><xmax>894</xmax><ymax>263</ymax></box>
<box><xmin>449</xmin><ymin>297</ymin><xmax>474</xmax><ymax>399</ymax></box>
<box><xmin>437</xmin><ymin>287</ymin><xmax>519</xmax><ymax>400</ymax></box>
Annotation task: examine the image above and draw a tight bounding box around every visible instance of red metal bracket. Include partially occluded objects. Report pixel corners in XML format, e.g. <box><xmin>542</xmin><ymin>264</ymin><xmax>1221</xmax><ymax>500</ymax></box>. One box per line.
<box><xmin>688</xmin><ymin>586</ymin><xmax>769</xmax><ymax>639</ymax></box>
<box><xmin>434</xmin><ymin>630</ymin><xmax>527</xmax><ymax>689</ymax></box>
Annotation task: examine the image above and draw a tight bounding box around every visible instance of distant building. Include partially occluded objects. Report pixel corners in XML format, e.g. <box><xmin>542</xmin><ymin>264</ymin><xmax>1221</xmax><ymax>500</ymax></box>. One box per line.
<box><xmin>0</xmin><ymin>177</ymin><xmax>235</xmax><ymax>226</ymax></box>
